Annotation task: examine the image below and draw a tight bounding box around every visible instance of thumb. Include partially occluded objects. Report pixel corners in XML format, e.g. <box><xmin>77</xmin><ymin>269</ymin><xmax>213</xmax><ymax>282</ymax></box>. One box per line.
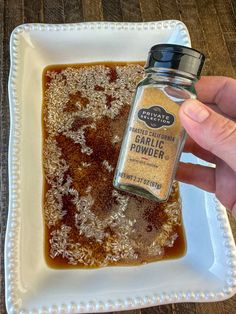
<box><xmin>179</xmin><ymin>99</ymin><xmax>236</xmax><ymax>171</ymax></box>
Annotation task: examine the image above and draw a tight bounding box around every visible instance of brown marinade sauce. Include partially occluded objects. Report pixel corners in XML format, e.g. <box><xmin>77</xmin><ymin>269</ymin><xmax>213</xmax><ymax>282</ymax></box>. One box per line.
<box><xmin>42</xmin><ymin>62</ymin><xmax>186</xmax><ymax>268</ymax></box>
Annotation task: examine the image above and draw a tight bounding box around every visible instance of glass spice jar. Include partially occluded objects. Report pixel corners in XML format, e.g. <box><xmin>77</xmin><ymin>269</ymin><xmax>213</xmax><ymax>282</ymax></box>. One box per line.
<box><xmin>113</xmin><ymin>44</ymin><xmax>205</xmax><ymax>202</ymax></box>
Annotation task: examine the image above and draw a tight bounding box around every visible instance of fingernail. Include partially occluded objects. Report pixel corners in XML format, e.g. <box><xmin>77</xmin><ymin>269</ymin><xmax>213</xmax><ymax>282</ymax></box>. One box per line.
<box><xmin>183</xmin><ymin>100</ymin><xmax>210</xmax><ymax>123</ymax></box>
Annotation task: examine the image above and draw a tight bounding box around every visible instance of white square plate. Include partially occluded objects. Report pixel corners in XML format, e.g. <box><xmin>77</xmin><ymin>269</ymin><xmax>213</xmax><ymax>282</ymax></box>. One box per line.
<box><xmin>6</xmin><ymin>21</ymin><xmax>236</xmax><ymax>313</ymax></box>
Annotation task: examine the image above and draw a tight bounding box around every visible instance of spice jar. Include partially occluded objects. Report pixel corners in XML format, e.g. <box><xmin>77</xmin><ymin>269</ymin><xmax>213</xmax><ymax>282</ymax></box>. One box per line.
<box><xmin>113</xmin><ymin>44</ymin><xmax>205</xmax><ymax>202</ymax></box>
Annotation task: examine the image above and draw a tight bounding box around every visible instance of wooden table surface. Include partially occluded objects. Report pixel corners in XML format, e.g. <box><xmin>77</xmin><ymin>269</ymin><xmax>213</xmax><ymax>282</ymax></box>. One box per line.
<box><xmin>1</xmin><ymin>0</ymin><xmax>236</xmax><ymax>313</ymax></box>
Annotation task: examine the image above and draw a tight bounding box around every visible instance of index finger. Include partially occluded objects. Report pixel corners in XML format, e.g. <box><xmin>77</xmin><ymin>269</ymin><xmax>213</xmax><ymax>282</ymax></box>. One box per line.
<box><xmin>195</xmin><ymin>76</ymin><xmax>236</xmax><ymax>117</ymax></box>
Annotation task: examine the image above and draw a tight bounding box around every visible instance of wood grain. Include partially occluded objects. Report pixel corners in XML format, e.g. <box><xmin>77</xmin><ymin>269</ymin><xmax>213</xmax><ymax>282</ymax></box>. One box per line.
<box><xmin>102</xmin><ymin>0</ymin><xmax>123</xmax><ymax>21</ymax></box>
<box><xmin>139</xmin><ymin>0</ymin><xmax>162</xmax><ymax>21</ymax></box>
<box><xmin>1</xmin><ymin>0</ymin><xmax>236</xmax><ymax>313</ymax></box>
<box><xmin>215</xmin><ymin>0</ymin><xmax>236</xmax><ymax>70</ymax></box>
<box><xmin>43</xmin><ymin>0</ymin><xmax>65</xmax><ymax>23</ymax></box>
<box><xmin>113</xmin><ymin>311</ymin><xmax>141</xmax><ymax>314</ymax></box>
<box><xmin>196</xmin><ymin>0</ymin><xmax>235</xmax><ymax>77</ymax></box>
<box><xmin>195</xmin><ymin>302</ymin><xmax>225</xmax><ymax>314</ymax></box>
<box><xmin>222</xmin><ymin>290</ymin><xmax>236</xmax><ymax>314</ymax></box>
<box><xmin>82</xmin><ymin>0</ymin><xmax>103</xmax><ymax>21</ymax></box>
<box><xmin>159</xmin><ymin>1</ymin><xmax>181</xmax><ymax>21</ymax></box>
<box><xmin>177</xmin><ymin>0</ymin><xmax>212</xmax><ymax>76</ymax></box>
<box><xmin>142</xmin><ymin>305</ymin><xmax>173</xmax><ymax>313</ymax></box>
<box><xmin>63</xmin><ymin>0</ymin><xmax>84</xmax><ymax>23</ymax></box>
<box><xmin>23</xmin><ymin>0</ymin><xmax>43</xmax><ymax>23</ymax></box>
<box><xmin>230</xmin><ymin>0</ymin><xmax>236</xmax><ymax>20</ymax></box>
<box><xmin>120</xmin><ymin>0</ymin><xmax>142</xmax><ymax>22</ymax></box>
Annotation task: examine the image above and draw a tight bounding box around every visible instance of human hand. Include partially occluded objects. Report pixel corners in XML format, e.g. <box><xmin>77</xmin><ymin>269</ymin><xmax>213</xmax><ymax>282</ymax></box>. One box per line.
<box><xmin>176</xmin><ymin>76</ymin><xmax>236</xmax><ymax>219</ymax></box>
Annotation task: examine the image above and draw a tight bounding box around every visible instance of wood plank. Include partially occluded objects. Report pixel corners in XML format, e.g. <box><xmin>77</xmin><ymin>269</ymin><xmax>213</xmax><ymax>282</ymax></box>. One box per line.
<box><xmin>1</xmin><ymin>1</ymin><xmax>24</xmax><ymax>313</ymax></box>
<box><xmin>102</xmin><ymin>0</ymin><xmax>123</xmax><ymax>21</ymax></box>
<box><xmin>43</xmin><ymin>0</ymin><xmax>65</xmax><ymax>23</ymax></box>
<box><xmin>223</xmin><ymin>292</ymin><xmax>236</xmax><ymax>314</ymax></box>
<box><xmin>139</xmin><ymin>0</ymin><xmax>162</xmax><ymax>22</ymax></box>
<box><xmin>159</xmin><ymin>0</ymin><xmax>181</xmax><ymax>21</ymax></box>
<box><xmin>92</xmin><ymin>311</ymin><xmax>141</xmax><ymax>314</ymax></box>
<box><xmin>195</xmin><ymin>0</ymin><xmax>235</xmax><ymax>77</ymax></box>
<box><xmin>215</xmin><ymin>0</ymin><xmax>236</xmax><ymax>74</ymax></box>
<box><xmin>63</xmin><ymin>0</ymin><xmax>84</xmax><ymax>23</ymax></box>
<box><xmin>196</xmin><ymin>302</ymin><xmax>225</xmax><ymax>314</ymax></box>
<box><xmin>23</xmin><ymin>0</ymin><xmax>44</xmax><ymax>23</ymax></box>
<box><xmin>120</xmin><ymin>0</ymin><xmax>142</xmax><ymax>22</ymax></box>
<box><xmin>230</xmin><ymin>0</ymin><xmax>236</xmax><ymax>21</ymax></box>
<box><xmin>82</xmin><ymin>0</ymin><xmax>103</xmax><ymax>21</ymax></box>
<box><xmin>172</xmin><ymin>302</ymin><xmax>196</xmax><ymax>313</ymax></box>
<box><xmin>141</xmin><ymin>305</ymin><xmax>173</xmax><ymax>313</ymax></box>
<box><xmin>114</xmin><ymin>311</ymin><xmax>141</xmax><ymax>314</ymax></box>
<box><xmin>177</xmin><ymin>0</ymin><xmax>212</xmax><ymax>76</ymax></box>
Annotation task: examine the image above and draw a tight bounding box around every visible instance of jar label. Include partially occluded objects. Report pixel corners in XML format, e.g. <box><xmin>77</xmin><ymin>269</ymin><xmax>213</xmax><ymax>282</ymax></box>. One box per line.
<box><xmin>138</xmin><ymin>105</ymin><xmax>175</xmax><ymax>129</ymax></box>
<box><xmin>115</xmin><ymin>86</ymin><xmax>185</xmax><ymax>201</ymax></box>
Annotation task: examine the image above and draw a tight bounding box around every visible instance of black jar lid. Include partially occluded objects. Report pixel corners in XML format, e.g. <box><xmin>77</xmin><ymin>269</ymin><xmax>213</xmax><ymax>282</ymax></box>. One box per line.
<box><xmin>145</xmin><ymin>44</ymin><xmax>205</xmax><ymax>77</ymax></box>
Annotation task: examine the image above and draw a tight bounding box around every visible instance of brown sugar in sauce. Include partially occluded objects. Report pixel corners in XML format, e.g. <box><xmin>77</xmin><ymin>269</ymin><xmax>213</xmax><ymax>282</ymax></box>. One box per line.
<box><xmin>42</xmin><ymin>62</ymin><xmax>186</xmax><ymax>268</ymax></box>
